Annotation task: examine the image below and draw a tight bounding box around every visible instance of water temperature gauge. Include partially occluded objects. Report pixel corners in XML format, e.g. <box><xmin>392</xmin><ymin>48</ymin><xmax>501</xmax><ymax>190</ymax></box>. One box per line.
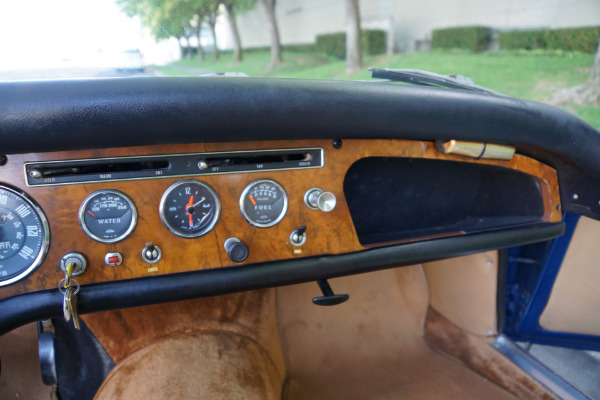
<box><xmin>79</xmin><ymin>190</ymin><xmax>137</xmax><ymax>243</ymax></box>
<box><xmin>240</xmin><ymin>179</ymin><xmax>288</xmax><ymax>228</ymax></box>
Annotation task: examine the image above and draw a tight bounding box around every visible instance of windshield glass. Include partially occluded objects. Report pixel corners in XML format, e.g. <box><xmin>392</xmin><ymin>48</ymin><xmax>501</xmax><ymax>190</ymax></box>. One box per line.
<box><xmin>1</xmin><ymin>0</ymin><xmax>598</xmax><ymax>129</ymax></box>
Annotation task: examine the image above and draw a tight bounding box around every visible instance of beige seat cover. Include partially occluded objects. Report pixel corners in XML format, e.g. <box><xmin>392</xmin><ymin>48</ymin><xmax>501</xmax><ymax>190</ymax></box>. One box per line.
<box><xmin>94</xmin><ymin>332</ymin><xmax>282</xmax><ymax>400</ymax></box>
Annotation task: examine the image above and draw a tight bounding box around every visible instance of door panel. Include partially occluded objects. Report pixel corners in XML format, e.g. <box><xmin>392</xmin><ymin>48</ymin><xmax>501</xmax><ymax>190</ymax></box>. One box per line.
<box><xmin>540</xmin><ymin>217</ymin><xmax>600</xmax><ymax>336</ymax></box>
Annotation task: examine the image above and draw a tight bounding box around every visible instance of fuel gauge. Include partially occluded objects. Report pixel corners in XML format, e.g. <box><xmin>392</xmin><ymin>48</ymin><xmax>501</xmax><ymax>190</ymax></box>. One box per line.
<box><xmin>240</xmin><ymin>179</ymin><xmax>288</xmax><ymax>228</ymax></box>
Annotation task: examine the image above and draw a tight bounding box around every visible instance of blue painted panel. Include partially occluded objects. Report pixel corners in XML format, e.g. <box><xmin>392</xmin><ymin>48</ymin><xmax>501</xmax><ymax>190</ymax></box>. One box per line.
<box><xmin>504</xmin><ymin>213</ymin><xmax>600</xmax><ymax>351</ymax></box>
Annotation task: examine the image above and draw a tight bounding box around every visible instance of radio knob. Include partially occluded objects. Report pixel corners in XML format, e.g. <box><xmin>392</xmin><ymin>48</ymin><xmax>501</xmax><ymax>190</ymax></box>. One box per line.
<box><xmin>305</xmin><ymin>188</ymin><xmax>336</xmax><ymax>212</ymax></box>
<box><xmin>224</xmin><ymin>238</ymin><xmax>249</xmax><ymax>263</ymax></box>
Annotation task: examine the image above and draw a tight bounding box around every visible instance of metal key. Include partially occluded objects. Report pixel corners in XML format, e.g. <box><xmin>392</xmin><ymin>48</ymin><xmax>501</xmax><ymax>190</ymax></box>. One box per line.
<box><xmin>62</xmin><ymin>287</ymin><xmax>72</xmax><ymax>322</ymax></box>
<box><xmin>62</xmin><ymin>262</ymin><xmax>74</xmax><ymax>323</ymax></box>
<box><xmin>63</xmin><ymin>286</ymin><xmax>81</xmax><ymax>330</ymax></box>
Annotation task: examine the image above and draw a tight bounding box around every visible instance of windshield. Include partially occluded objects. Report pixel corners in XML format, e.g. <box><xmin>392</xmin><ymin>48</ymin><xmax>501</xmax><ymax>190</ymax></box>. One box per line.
<box><xmin>1</xmin><ymin>0</ymin><xmax>598</xmax><ymax>129</ymax></box>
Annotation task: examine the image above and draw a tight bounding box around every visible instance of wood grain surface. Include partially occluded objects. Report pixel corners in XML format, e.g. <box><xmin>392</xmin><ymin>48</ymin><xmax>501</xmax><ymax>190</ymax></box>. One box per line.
<box><xmin>0</xmin><ymin>139</ymin><xmax>561</xmax><ymax>299</ymax></box>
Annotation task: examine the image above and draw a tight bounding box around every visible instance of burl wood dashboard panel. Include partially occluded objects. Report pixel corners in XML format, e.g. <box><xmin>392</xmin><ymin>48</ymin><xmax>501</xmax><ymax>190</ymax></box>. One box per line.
<box><xmin>0</xmin><ymin>139</ymin><xmax>561</xmax><ymax>299</ymax></box>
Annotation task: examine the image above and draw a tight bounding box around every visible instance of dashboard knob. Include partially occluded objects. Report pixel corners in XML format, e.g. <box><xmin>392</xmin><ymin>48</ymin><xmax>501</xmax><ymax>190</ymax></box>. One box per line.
<box><xmin>305</xmin><ymin>188</ymin><xmax>336</xmax><ymax>212</ymax></box>
<box><xmin>224</xmin><ymin>237</ymin><xmax>249</xmax><ymax>263</ymax></box>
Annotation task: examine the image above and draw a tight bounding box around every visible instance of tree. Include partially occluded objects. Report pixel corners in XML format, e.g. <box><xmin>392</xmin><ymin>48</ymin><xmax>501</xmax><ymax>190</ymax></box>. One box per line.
<box><xmin>260</xmin><ymin>0</ymin><xmax>282</xmax><ymax>69</ymax></box>
<box><xmin>117</xmin><ymin>0</ymin><xmax>192</xmax><ymax>58</ymax></box>
<box><xmin>345</xmin><ymin>0</ymin><xmax>362</xmax><ymax>73</ymax></box>
<box><xmin>222</xmin><ymin>0</ymin><xmax>256</xmax><ymax>63</ymax></box>
<box><xmin>193</xmin><ymin>14</ymin><xmax>205</xmax><ymax>61</ymax></box>
<box><xmin>206</xmin><ymin>3</ymin><xmax>220</xmax><ymax>60</ymax></box>
<box><xmin>117</xmin><ymin>0</ymin><xmax>255</xmax><ymax>64</ymax></box>
<box><xmin>589</xmin><ymin>40</ymin><xmax>600</xmax><ymax>102</ymax></box>
<box><xmin>551</xmin><ymin>38</ymin><xmax>600</xmax><ymax>106</ymax></box>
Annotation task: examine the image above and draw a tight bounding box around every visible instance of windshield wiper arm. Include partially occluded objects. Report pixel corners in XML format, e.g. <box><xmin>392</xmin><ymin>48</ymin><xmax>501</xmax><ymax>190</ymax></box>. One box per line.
<box><xmin>369</xmin><ymin>68</ymin><xmax>503</xmax><ymax>96</ymax></box>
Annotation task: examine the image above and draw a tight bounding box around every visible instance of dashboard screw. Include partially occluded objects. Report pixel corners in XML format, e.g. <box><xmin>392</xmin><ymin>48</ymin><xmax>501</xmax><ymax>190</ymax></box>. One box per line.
<box><xmin>0</xmin><ymin>155</ymin><xmax>6</xmax><ymax>166</ymax></box>
<box><xmin>332</xmin><ymin>139</ymin><xmax>343</xmax><ymax>149</ymax></box>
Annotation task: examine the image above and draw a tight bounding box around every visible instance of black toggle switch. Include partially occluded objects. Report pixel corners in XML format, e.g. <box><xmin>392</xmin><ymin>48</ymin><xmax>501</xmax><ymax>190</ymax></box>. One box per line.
<box><xmin>224</xmin><ymin>237</ymin><xmax>249</xmax><ymax>263</ymax></box>
<box><xmin>290</xmin><ymin>226</ymin><xmax>307</xmax><ymax>246</ymax></box>
<box><xmin>312</xmin><ymin>279</ymin><xmax>349</xmax><ymax>306</ymax></box>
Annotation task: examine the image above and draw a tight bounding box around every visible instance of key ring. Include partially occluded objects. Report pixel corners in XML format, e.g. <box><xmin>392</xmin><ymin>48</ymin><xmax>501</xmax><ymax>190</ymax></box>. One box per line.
<box><xmin>58</xmin><ymin>279</ymin><xmax>80</xmax><ymax>295</ymax></box>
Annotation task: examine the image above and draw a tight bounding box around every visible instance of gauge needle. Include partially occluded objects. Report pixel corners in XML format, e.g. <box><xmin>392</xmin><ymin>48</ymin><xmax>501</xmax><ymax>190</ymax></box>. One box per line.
<box><xmin>248</xmin><ymin>194</ymin><xmax>257</xmax><ymax>206</ymax></box>
<box><xmin>186</xmin><ymin>195</ymin><xmax>194</xmax><ymax>210</ymax></box>
<box><xmin>87</xmin><ymin>210</ymin><xmax>98</xmax><ymax>218</ymax></box>
<box><xmin>185</xmin><ymin>195</ymin><xmax>194</xmax><ymax>227</ymax></box>
<box><xmin>198</xmin><ymin>210</ymin><xmax>212</xmax><ymax>226</ymax></box>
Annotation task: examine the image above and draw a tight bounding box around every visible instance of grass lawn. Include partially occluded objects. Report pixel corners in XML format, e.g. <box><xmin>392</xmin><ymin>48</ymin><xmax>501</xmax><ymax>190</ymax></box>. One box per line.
<box><xmin>154</xmin><ymin>49</ymin><xmax>599</xmax><ymax>129</ymax></box>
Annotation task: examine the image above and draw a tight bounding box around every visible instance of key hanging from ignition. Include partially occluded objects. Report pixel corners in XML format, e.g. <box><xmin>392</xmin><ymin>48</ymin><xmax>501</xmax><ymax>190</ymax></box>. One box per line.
<box><xmin>59</xmin><ymin>262</ymin><xmax>81</xmax><ymax>330</ymax></box>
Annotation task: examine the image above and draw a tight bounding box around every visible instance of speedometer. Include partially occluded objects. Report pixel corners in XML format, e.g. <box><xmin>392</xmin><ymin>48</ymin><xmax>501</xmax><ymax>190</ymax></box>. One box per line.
<box><xmin>0</xmin><ymin>185</ymin><xmax>49</xmax><ymax>286</ymax></box>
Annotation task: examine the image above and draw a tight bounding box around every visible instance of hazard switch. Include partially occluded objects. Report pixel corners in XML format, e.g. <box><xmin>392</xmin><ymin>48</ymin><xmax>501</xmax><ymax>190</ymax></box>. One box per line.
<box><xmin>105</xmin><ymin>252</ymin><xmax>123</xmax><ymax>266</ymax></box>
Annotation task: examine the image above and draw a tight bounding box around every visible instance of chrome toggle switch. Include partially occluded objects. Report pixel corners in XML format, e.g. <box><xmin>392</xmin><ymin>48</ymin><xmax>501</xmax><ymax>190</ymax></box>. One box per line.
<box><xmin>142</xmin><ymin>242</ymin><xmax>162</xmax><ymax>264</ymax></box>
<box><xmin>290</xmin><ymin>226</ymin><xmax>307</xmax><ymax>247</ymax></box>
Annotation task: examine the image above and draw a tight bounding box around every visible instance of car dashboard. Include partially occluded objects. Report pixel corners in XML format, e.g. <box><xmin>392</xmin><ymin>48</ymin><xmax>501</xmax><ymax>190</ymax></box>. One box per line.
<box><xmin>0</xmin><ymin>135</ymin><xmax>563</xmax><ymax>298</ymax></box>
<box><xmin>3</xmin><ymin>76</ymin><xmax>600</xmax><ymax>399</ymax></box>
<box><xmin>1</xmin><ymin>75</ymin><xmax>599</xmax><ymax>339</ymax></box>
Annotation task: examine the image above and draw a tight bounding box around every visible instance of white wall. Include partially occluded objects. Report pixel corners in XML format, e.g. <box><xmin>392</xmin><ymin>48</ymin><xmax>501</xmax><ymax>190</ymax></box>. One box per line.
<box><xmin>229</xmin><ymin>0</ymin><xmax>600</xmax><ymax>52</ymax></box>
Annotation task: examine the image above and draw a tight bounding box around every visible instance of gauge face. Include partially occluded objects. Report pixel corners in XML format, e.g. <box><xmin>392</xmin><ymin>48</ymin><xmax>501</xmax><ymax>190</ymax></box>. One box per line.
<box><xmin>240</xmin><ymin>179</ymin><xmax>288</xmax><ymax>228</ymax></box>
<box><xmin>0</xmin><ymin>185</ymin><xmax>49</xmax><ymax>286</ymax></box>
<box><xmin>159</xmin><ymin>180</ymin><xmax>221</xmax><ymax>238</ymax></box>
<box><xmin>79</xmin><ymin>190</ymin><xmax>137</xmax><ymax>243</ymax></box>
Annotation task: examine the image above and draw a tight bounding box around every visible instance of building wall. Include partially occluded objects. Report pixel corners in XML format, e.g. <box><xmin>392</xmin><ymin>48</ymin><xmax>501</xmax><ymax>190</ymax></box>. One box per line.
<box><xmin>228</xmin><ymin>0</ymin><xmax>600</xmax><ymax>52</ymax></box>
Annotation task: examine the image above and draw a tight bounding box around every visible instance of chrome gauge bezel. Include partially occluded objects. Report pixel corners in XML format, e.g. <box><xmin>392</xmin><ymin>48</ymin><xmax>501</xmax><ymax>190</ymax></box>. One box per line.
<box><xmin>239</xmin><ymin>179</ymin><xmax>288</xmax><ymax>228</ymax></box>
<box><xmin>159</xmin><ymin>179</ymin><xmax>221</xmax><ymax>238</ymax></box>
<box><xmin>0</xmin><ymin>184</ymin><xmax>50</xmax><ymax>287</ymax></box>
<box><xmin>78</xmin><ymin>190</ymin><xmax>138</xmax><ymax>243</ymax></box>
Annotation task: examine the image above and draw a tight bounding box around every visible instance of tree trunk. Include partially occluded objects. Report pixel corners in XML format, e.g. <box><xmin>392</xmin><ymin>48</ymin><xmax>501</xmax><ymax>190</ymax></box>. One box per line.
<box><xmin>345</xmin><ymin>0</ymin><xmax>362</xmax><ymax>73</ymax></box>
<box><xmin>590</xmin><ymin>40</ymin><xmax>600</xmax><ymax>92</ymax></box>
<box><xmin>181</xmin><ymin>28</ymin><xmax>194</xmax><ymax>58</ymax></box>
<box><xmin>224</xmin><ymin>3</ymin><xmax>243</xmax><ymax>63</ymax></box>
<box><xmin>209</xmin><ymin>15</ymin><xmax>219</xmax><ymax>61</ymax></box>
<box><xmin>195</xmin><ymin>16</ymin><xmax>204</xmax><ymax>62</ymax></box>
<box><xmin>260</xmin><ymin>0</ymin><xmax>282</xmax><ymax>69</ymax></box>
<box><xmin>177</xmin><ymin>36</ymin><xmax>185</xmax><ymax>59</ymax></box>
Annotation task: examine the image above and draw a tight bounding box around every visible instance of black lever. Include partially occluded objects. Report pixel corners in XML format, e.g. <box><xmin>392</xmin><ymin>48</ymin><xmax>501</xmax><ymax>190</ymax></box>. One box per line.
<box><xmin>312</xmin><ymin>279</ymin><xmax>349</xmax><ymax>306</ymax></box>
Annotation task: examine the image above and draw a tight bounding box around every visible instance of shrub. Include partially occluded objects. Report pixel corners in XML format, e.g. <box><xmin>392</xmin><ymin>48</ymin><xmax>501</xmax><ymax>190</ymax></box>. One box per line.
<box><xmin>316</xmin><ymin>30</ymin><xmax>387</xmax><ymax>59</ymax></box>
<box><xmin>363</xmin><ymin>30</ymin><xmax>387</xmax><ymax>55</ymax></box>
<box><xmin>431</xmin><ymin>26</ymin><xmax>492</xmax><ymax>52</ymax></box>
<box><xmin>499</xmin><ymin>26</ymin><xmax>600</xmax><ymax>53</ymax></box>
<box><xmin>545</xmin><ymin>26</ymin><xmax>600</xmax><ymax>53</ymax></box>
<box><xmin>316</xmin><ymin>32</ymin><xmax>346</xmax><ymax>59</ymax></box>
<box><xmin>283</xmin><ymin>43</ymin><xmax>317</xmax><ymax>53</ymax></box>
<box><xmin>498</xmin><ymin>30</ymin><xmax>547</xmax><ymax>50</ymax></box>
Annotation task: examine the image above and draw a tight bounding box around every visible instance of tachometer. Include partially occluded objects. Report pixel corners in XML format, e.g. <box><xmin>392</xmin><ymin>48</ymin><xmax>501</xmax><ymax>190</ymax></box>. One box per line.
<box><xmin>0</xmin><ymin>185</ymin><xmax>49</xmax><ymax>286</ymax></box>
<box><xmin>159</xmin><ymin>180</ymin><xmax>221</xmax><ymax>238</ymax></box>
<box><xmin>79</xmin><ymin>190</ymin><xmax>137</xmax><ymax>243</ymax></box>
<box><xmin>239</xmin><ymin>179</ymin><xmax>288</xmax><ymax>228</ymax></box>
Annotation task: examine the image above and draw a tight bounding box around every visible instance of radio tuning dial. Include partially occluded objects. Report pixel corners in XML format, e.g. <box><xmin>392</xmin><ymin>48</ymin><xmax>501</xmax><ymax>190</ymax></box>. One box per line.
<box><xmin>304</xmin><ymin>188</ymin><xmax>336</xmax><ymax>212</ymax></box>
